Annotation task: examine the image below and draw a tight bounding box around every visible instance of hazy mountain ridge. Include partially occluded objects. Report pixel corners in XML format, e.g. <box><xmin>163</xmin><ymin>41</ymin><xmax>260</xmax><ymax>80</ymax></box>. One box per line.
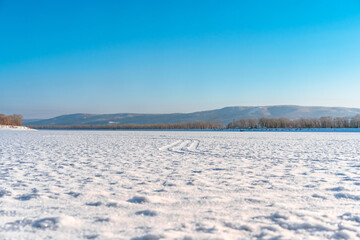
<box><xmin>24</xmin><ymin>105</ymin><xmax>360</xmax><ymax>126</ymax></box>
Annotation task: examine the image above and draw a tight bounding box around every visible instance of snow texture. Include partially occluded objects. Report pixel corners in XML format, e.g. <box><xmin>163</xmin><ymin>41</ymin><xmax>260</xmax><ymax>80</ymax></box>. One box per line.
<box><xmin>0</xmin><ymin>125</ymin><xmax>34</xmax><ymax>131</ymax></box>
<box><xmin>0</xmin><ymin>130</ymin><xmax>360</xmax><ymax>239</ymax></box>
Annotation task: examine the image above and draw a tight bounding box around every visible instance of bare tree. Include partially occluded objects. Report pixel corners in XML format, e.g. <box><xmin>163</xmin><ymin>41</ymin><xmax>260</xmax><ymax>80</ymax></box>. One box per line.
<box><xmin>0</xmin><ymin>114</ymin><xmax>24</xmax><ymax>126</ymax></box>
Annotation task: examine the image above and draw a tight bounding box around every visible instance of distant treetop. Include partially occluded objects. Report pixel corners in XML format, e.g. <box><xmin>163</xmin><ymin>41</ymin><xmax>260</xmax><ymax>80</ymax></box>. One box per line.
<box><xmin>0</xmin><ymin>114</ymin><xmax>23</xmax><ymax>126</ymax></box>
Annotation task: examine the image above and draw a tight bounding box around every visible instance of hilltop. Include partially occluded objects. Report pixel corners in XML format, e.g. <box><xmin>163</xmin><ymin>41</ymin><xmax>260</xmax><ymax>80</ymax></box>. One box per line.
<box><xmin>24</xmin><ymin>105</ymin><xmax>360</xmax><ymax>126</ymax></box>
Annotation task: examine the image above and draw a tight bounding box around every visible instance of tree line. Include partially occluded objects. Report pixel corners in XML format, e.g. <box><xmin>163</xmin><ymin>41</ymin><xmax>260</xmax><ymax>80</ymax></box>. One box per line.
<box><xmin>29</xmin><ymin>121</ymin><xmax>223</xmax><ymax>130</ymax></box>
<box><xmin>227</xmin><ymin>115</ymin><xmax>360</xmax><ymax>129</ymax></box>
<box><xmin>0</xmin><ymin>114</ymin><xmax>23</xmax><ymax>126</ymax></box>
<box><xmin>24</xmin><ymin>114</ymin><xmax>360</xmax><ymax>130</ymax></box>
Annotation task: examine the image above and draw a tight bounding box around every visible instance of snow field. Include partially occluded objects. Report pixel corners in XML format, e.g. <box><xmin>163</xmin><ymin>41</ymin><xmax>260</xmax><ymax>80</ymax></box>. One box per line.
<box><xmin>0</xmin><ymin>130</ymin><xmax>360</xmax><ymax>239</ymax></box>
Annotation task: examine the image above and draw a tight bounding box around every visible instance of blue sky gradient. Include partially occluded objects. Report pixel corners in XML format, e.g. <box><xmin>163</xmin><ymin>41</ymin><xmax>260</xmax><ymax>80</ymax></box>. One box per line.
<box><xmin>1</xmin><ymin>0</ymin><xmax>360</xmax><ymax>118</ymax></box>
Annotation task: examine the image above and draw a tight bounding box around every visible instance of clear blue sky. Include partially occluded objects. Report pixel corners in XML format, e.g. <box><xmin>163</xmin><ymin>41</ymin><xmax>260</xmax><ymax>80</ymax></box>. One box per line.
<box><xmin>1</xmin><ymin>0</ymin><xmax>360</xmax><ymax>118</ymax></box>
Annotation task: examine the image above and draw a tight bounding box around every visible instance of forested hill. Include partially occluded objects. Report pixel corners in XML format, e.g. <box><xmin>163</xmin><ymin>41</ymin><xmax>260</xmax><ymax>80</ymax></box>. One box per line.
<box><xmin>24</xmin><ymin>105</ymin><xmax>360</xmax><ymax>126</ymax></box>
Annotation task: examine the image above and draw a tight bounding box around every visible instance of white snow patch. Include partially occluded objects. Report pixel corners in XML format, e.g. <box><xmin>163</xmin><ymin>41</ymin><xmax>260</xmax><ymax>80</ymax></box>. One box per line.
<box><xmin>0</xmin><ymin>125</ymin><xmax>35</xmax><ymax>130</ymax></box>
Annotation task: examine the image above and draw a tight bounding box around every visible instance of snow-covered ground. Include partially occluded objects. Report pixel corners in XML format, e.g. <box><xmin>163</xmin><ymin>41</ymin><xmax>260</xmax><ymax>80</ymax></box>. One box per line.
<box><xmin>0</xmin><ymin>125</ymin><xmax>34</xmax><ymax>131</ymax></box>
<box><xmin>0</xmin><ymin>130</ymin><xmax>360</xmax><ymax>239</ymax></box>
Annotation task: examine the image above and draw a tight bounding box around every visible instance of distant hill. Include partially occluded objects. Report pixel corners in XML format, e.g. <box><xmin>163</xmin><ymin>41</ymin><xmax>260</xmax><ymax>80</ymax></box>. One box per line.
<box><xmin>25</xmin><ymin>105</ymin><xmax>360</xmax><ymax>126</ymax></box>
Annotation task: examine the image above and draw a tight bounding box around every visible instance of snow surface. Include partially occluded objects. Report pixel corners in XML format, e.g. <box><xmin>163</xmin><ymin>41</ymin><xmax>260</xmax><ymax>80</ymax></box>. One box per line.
<box><xmin>0</xmin><ymin>125</ymin><xmax>34</xmax><ymax>131</ymax></box>
<box><xmin>0</xmin><ymin>130</ymin><xmax>360</xmax><ymax>239</ymax></box>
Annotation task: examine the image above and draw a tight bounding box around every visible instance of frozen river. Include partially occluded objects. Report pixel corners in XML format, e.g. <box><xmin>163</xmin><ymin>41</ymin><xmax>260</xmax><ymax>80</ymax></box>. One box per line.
<box><xmin>1</xmin><ymin>130</ymin><xmax>360</xmax><ymax>239</ymax></box>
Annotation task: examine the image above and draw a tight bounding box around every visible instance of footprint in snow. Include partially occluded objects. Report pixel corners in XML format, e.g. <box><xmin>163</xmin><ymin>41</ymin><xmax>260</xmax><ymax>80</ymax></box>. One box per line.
<box><xmin>14</xmin><ymin>193</ymin><xmax>39</xmax><ymax>201</ymax></box>
<box><xmin>131</xmin><ymin>234</ymin><xmax>163</xmax><ymax>240</ymax></box>
<box><xmin>66</xmin><ymin>191</ymin><xmax>80</xmax><ymax>198</ymax></box>
<box><xmin>94</xmin><ymin>217</ymin><xmax>110</xmax><ymax>223</ymax></box>
<box><xmin>334</xmin><ymin>193</ymin><xmax>360</xmax><ymax>201</ymax></box>
<box><xmin>0</xmin><ymin>189</ymin><xmax>11</xmax><ymax>198</ymax></box>
<box><xmin>326</xmin><ymin>186</ymin><xmax>346</xmax><ymax>192</ymax></box>
<box><xmin>127</xmin><ymin>196</ymin><xmax>149</xmax><ymax>204</ymax></box>
<box><xmin>106</xmin><ymin>202</ymin><xmax>118</xmax><ymax>207</ymax></box>
<box><xmin>135</xmin><ymin>210</ymin><xmax>157</xmax><ymax>217</ymax></box>
<box><xmin>195</xmin><ymin>224</ymin><xmax>217</xmax><ymax>233</ymax></box>
<box><xmin>223</xmin><ymin>222</ymin><xmax>252</xmax><ymax>232</ymax></box>
<box><xmin>312</xmin><ymin>194</ymin><xmax>327</xmax><ymax>200</ymax></box>
<box><xmin>32</xmin><ymin>217</ymin><xmax>59</xmax><ymax>230</ymax></box>
<box><xmin>86</xmin><ymin>201</ymin><xmax>102</xmax><ymax>206</ymax></box>
<box><xmin>84</xmin><ymin>234</ymin><xmax>99</xmax><ymax>239</ymax></box>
